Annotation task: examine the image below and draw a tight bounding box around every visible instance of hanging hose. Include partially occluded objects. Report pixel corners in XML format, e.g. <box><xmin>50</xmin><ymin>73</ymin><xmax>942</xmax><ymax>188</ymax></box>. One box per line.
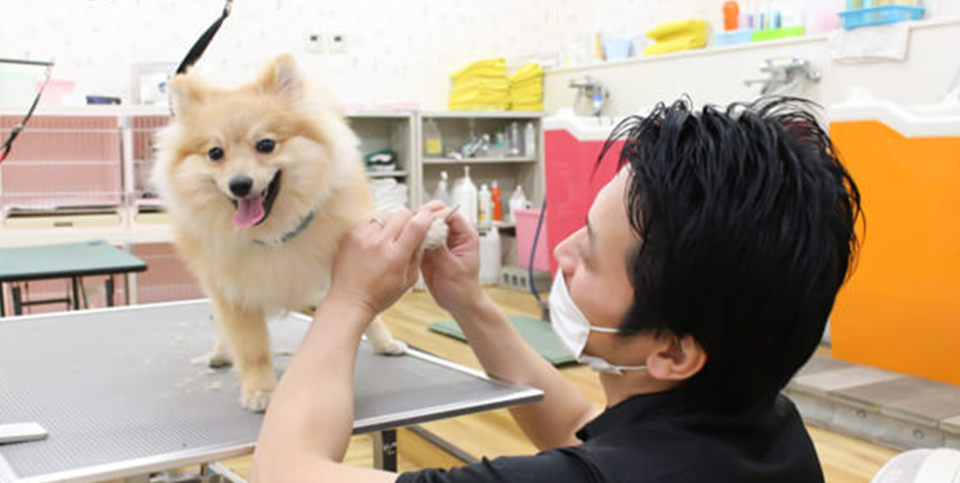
<box><xmin>0</xmin><ymin>61</ymin><xmax>53</xmax><ymax>165</ymax></box>
<box><xmin>528</xmin><ymin>199</ymin><xmax>547</xmax><ymax>304</ymax></box>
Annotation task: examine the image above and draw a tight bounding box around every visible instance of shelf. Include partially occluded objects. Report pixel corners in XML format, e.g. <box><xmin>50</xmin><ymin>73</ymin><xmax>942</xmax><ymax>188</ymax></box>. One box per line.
<box><xmin>366</xmin><ymin>171</ymin><xmax>408</xmax><ymax>178</ymax></box>
<box><xmin>473</xmin><ymin>221</ymin><xmax>516</xmax><ymax>231</ymax></box>
<box><xmin>422</xmin><ymin>156</ymin><xmax>538</xmax><ymax>165</ymax></box>
<box><xmin>345</xmin><ymin>110</ymin><xmax>415</xmax><ymax>119</ymax></box>
<box><xmin>0</xmin><ymin>223</ymin><xmax>175</xmax><ymax>248</ymax></box>
<box><xmin>421</xmin><ymin>111</ymin><xmax>543</xmax><ymax>119</ymax></box>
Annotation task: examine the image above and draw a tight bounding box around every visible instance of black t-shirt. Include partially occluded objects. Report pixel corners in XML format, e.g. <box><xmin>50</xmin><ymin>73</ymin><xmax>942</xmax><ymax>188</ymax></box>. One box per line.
<box><xmin>396</xmin><ymin>392</ymin><xmax>824</xmax><ymax>483</ymax></box>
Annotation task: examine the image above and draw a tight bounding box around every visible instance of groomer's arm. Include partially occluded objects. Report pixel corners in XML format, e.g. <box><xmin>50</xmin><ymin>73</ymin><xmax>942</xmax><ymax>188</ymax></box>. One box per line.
<box><xmin>250</xmin><ymin>208</ymin><xmax>435</xmax><ymax>483</ymax></box>
<box><xmin>421</xmin><ymin>214</ymin><xmax>600</xmax><ymax>451</ymax></box>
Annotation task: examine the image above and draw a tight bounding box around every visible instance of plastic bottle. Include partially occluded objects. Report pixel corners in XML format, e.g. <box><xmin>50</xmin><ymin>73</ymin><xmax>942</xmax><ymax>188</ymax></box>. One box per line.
<box><xmin>478</xmin><ymin>228</ymin><xmax>501</xmax><ymax>286</ymax></box>
<box><xmin>524</xmin><ymin>122</ymin><xmax>537</xmax><ymax>157</ymax></box>
<box><xmin>424</xmin><ymin>119</ymin><xmax>443</xmax><ymax>157</ymax></box>
<box><xmin>508</xmin><ymin>185</ymin><xmax>529</xmax><ymax>223</ymax></box>
<box><xmin>451</xmin><ymin>166</ymin><xmax>478</xmax><ymax>226</ymax></box>
<box><xmin>433</xmin><ymin>170</ymin><xmax>451</xmax><ymax>206</ymax></box>
<box><xmin>723</xmin><ymin>1</ymin><xmax>740</xmax><ymax>31</ymax></box>
<box><xmin>478</xmin><ymin>183</ymin><xmax>492</xmax><ymax>229</ymax></box>
<box><xmin>494</xmin><ymin>126</ymin><xmax>507</xmax><ymax>158</ymax></box>
<box><xmin>508</xmin><ymin>122</ymin><xmax>521</xmax><ymax>157</ymax></box>
<box><xmin>490</xmin><ymin>180</ymin><xmax>503</xmax><ymax>221</ymax></box>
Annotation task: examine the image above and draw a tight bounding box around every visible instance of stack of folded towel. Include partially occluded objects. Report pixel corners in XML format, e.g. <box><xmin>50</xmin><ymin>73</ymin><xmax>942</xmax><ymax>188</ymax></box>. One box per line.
<box><xmin>509</xmin><ymin>63</ymin><xmax>544</xmax><ymax>111</ymax></box>
<box><xmin>449</xmin><ymin>58</ymin><xmax>510</xmax><ymax>111</ymax></box>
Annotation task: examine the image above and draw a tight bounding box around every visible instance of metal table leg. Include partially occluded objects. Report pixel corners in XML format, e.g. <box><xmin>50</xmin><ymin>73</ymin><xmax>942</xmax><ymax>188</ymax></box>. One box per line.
<box><xmin>106</xmin><ymin>276</ymin><xmax>115</xmax><ymax>308</ymax></box>
<box><xmin>373</xmin><ymin>429</ymin><xmax>398</xmax><ymax>472</ymax></box>
<box><xmin>12</xmin><ymin>285</ymin><xmax>23</xmax><ymax>316</ymax></box>
<box><xmin>71</xmin><ymin>277</ymin><xmax>80</xmax><ymax>310</ymax></box>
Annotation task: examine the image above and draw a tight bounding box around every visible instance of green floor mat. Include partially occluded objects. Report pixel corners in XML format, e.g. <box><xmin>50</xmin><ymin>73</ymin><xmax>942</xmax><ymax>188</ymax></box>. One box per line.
<box><xmin>428</xmin><ymin>316</ymin><xmax>578</xmax><ymax>367</ymax></box>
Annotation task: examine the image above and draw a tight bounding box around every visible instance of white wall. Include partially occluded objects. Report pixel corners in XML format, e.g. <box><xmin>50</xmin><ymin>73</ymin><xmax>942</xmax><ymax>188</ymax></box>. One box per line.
<box><xmin>1</xmin><ymin>0</ymin><xmax>957</xmax><ymax>109</ymax></box>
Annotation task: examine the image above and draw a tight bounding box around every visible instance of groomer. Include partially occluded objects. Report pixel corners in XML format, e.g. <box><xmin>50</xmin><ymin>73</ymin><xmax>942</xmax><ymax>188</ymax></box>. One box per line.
<box><xmin>250</xmin><ymin>98</ymin><xmax>861</xmax><ymax>483</ymax></box>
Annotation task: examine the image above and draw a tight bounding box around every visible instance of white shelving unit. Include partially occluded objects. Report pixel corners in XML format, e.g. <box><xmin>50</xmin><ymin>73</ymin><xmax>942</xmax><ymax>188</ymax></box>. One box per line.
<box><xmin>346</xmin><ymin>111</ymin><xmax>419</xmax><ymax>211</ymax></box>
<box><xmin>417</xmin><ymin>111</ymin><xmax>544</xmax><ymax>220</ymax></box>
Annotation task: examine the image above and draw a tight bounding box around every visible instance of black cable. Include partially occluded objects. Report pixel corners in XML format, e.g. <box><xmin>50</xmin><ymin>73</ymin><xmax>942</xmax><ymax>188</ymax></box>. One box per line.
<box><xmin>528</xmin><ymin>199</ymin><xmax>547</xmax><ymax>304</ymax></box>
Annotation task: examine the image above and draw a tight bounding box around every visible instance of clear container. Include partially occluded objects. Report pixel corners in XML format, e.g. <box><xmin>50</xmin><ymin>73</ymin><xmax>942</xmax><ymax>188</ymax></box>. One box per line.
<box><xmin>423</xmin><ymin>119</ymin><xmax>443</xmax><ymax>157</ymax></box>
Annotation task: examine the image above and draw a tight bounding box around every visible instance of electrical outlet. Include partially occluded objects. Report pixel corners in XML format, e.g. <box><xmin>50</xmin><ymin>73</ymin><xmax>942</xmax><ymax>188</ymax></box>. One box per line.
<box><xmin>304</xmin><ymin>32</ymin><xmax>323</xmax><ymax>53</ymax></box>
<box><xmin>329</xmin><ymin>33</ymin><xmax>348</xmax><ymax>54</ymax></box>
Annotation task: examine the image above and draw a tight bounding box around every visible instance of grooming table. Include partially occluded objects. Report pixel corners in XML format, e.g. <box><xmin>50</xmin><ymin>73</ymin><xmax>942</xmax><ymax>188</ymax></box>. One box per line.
<box><xmin>0</xmin><ymin>300</ymin><xmax>543</xmax><ymax>483</ymax></box>
<box><xmin>0</xmin><ymin>239</ymin><xmax>147</xmax><ymax>316</ymax></box>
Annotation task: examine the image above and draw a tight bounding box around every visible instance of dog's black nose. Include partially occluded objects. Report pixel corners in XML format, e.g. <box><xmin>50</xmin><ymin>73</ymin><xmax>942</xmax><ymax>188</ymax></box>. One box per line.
<box><xmin>229</xmin><ymin>176</ymin><xmax>254</xmax><ymax>197</ymax></box>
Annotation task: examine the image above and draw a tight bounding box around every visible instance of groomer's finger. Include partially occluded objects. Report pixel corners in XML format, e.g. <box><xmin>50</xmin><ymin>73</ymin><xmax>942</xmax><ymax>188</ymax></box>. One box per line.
<box><xmin>396</xmin><ymin>209</ymin><xmax>433</xmax><ymax>254</ymax></box>
<box><xmin>407</xmin><ymin>247</ymin><xmax>425</xmax><ymax>286</ymax></box>
<box><xmin>380</xmin><ymin>209</ymin><xmax>413</xmax><ymax>241</ymax></box>
<box><xmin>420</xmin><ymin>200</ymin><xmax>446</xmax><ymax>213</ymax></box>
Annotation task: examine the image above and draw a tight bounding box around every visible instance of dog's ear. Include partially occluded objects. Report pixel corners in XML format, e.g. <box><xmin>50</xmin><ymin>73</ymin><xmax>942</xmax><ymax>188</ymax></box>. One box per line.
<box><xmin>167</xmin><ymin>74</ymin><xmax>206</xmax><ymax>117</ymax></box>
<box><xmin>257</xmin><ymin>54</ymin><xmax>304</xmax><ymax>102</ymax></box>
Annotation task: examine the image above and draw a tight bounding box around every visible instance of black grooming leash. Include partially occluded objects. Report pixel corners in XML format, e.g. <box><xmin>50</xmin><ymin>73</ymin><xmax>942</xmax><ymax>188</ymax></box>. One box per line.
<box><xmin>0</xmin><ymin>58</ymin><xmax>54</xmax><ymax>164</ymax></box>
<box><xmin>176</xmin><ymin>0</ymin><xmax>234</xmax><ymax>75</ymax></box>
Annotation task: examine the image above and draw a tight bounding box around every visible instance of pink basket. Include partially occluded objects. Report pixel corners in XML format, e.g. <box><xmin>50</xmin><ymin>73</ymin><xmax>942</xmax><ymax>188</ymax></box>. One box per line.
<box><xmin>515</xmin><ymin>208</ymin><xmax>550</xmax><ymax>272</ymax></box>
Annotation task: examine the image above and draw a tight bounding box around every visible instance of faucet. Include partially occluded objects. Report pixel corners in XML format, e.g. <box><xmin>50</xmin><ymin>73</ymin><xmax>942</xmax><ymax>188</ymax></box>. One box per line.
<box><xmin>744</xmin><ymin>57</ymin><xmax>821</xmax><ymax>96</ymax></box>
<box><xmin>945</xmin><ymin>62</ymin><xmax>960</xmax><ymax>103</ymax></box>
<box><xmin>569</xmin><ymin>75</ymin><xmax>609</xmax><ymax>117</ymax></box>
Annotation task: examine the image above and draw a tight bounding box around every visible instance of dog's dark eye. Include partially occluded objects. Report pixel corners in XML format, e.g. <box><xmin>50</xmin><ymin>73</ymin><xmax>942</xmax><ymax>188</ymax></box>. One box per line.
<box><xmin>208</xmin><ymin>147</ymin><xmax>224</xmax><ymax>161</ymax></box>
<box><xmin>256</xmin><ymin>139</ymin><xmax>276</xmax><ymax>154</ymax></box>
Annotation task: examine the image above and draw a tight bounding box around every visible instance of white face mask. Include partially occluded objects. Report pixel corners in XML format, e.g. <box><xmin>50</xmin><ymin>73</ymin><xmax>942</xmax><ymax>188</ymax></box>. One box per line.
<box><xmin>549</xmin><ymin>271</ymin><xmax>648</xmax><ymax>376</ymax></box>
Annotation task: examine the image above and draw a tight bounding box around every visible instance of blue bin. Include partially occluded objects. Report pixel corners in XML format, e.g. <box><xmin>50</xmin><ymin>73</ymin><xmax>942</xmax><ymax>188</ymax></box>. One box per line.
<box><xmin>839</xmin><ymin>5</ymin><xmax>924</xmax><ymax>30</ymax></box>
<box><xmin>713</xmin><ymin>29</ymin><xmax>755</xmax><ymax>46</ymax></box>
<box><xmin>603</xmin><ymin>38</ymin><xmax>633</xmax><ymax>61</ymax></box>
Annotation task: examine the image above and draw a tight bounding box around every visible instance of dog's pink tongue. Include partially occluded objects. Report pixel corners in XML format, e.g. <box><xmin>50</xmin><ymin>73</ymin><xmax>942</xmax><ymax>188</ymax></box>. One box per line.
<box><xmin>234</xmin><ymin>194</ymin><xmax>265</xmax><ymax>228</ymax></box>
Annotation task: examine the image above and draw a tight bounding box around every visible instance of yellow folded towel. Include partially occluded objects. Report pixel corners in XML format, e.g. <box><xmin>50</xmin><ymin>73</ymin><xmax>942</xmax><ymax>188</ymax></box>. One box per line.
<box><xmin>646</xmin><ymin>19</ymin><xmax>709</xmax><ymax>41</ymax></box>
<box><xmin>643</xmin><ymin>19</ymin><xmax>708</xmax><ymax>56</ymax></box>
<box><xmin>452</xmin><ymin>77</ymin><xmax>510</xmax><ymax>92</ymax></box>
<box><xmin>643</xmin><ymin>35</ymin><xmax>707</xmax><ymax>56</ymax></box>
<box><xmin>508</xmin><ymin>63</ymin><xmax>544</xmax><ymax>83</ymax></box>
<box><xmin>451</xmin><ymin>58</ymin><xmax>508</xmax><ymax>82</ymax></box>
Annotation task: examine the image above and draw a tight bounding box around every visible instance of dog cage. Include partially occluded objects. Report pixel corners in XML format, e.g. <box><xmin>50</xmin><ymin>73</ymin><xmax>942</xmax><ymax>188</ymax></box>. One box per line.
<box><xmin>127</xmin><ymin>114</ymin><xmax>170</xmax><ymax>221</ymax></box>
<box><xmin>0</xmin><ymin>113</ymin><xmax>124</xmax><ymax>226</ymax></box>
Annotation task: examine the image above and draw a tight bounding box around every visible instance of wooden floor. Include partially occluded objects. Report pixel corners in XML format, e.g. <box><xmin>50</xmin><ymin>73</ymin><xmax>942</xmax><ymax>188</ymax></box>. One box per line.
<box><xmin>221</xmin><ymin>288</ymin><xmax>897</xmax><ymax>482</ymax></box>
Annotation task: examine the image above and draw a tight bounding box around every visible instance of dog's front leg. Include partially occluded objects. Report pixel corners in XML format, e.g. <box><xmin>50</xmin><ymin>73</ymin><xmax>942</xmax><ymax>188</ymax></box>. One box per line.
<box><xmin>211</xmin><ymin>297</ymin><xmax>276</xmax><ymax>412</ymax></box>
<box><xmin>365</xmin><ymin>316</ymin><xmax>408</xmax><ymax>355</ymax></box>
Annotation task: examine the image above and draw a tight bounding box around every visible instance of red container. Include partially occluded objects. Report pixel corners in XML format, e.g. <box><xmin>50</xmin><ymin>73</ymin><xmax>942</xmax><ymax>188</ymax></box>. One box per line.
<box><xmin>543</xmin><ymin>114</ymin><xmax>622</xmax><ymax>274</ymax></box>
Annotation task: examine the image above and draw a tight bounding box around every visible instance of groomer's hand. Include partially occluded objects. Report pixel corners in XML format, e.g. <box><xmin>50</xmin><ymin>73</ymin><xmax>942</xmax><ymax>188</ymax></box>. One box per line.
<box><xmin>421</xmin><ymin>210</ymin><xmax>483</xmax><ymax>317</ymax></box>
<box><xmin>328</xmin><ymin>208</ymin><xmax>434</xmax><ymax>319</ymax></box>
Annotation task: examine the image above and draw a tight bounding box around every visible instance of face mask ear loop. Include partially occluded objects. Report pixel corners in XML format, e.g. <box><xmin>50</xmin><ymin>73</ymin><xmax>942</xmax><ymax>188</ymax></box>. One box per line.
<box><xmin>589</xmin><ymin>326</ymin><xmax>621</xmax><ymax>334</ymax></box>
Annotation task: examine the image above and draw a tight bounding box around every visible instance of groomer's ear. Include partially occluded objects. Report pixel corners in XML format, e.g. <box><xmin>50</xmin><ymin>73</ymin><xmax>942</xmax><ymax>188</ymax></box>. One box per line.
<box><xmin>167</xmin><ymin>75</ymin><xmax>206</xmax><ymax>117</ymax></box>
<box><xmin>258</xmin><ymin>54</ymin><xmax>303</xmax><ymax>102</ymax></box>
<box><xmin>645</xmin><ymin>334</ymin><xmax>707</xmax><ymax>382</ymax></box>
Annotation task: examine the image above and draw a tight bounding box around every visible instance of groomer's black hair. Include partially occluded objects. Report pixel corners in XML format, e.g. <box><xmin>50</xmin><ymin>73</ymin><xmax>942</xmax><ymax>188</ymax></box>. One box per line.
<box><xmin>601</xmin><ymin>97</ymin><xmax>861</xmax><ymax>410</ymax></box>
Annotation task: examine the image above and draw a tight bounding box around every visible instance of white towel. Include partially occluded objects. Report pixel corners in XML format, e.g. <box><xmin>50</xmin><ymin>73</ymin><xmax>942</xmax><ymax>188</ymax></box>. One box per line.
<box><xmin>829</xmin><ymin>22</ymin><xmax>911</xmax><ymax>63</ymax></box>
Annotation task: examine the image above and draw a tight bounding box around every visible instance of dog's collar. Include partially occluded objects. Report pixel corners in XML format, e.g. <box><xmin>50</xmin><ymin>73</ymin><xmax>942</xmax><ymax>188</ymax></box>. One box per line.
<box><xmin>253</xmin><ymin>211</ymin><xmax>316</xmax><ymax>246</ymax></box>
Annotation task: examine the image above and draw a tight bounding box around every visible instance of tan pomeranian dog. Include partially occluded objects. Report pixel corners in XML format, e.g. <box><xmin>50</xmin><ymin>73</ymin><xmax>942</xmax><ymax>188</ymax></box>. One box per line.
<box><xmin>153</xmin><ymin>54</ymin><xmax>445</xmax><ymax>411</ymax></box>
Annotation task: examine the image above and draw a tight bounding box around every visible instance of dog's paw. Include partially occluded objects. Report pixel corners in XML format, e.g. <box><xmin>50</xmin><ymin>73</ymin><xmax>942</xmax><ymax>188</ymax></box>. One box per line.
<box><xmin>421</xmin><ymin>218</ymin><xmax>449</xmax><ymax>251</ymax></box>
<box><xmin>189</xmin><ymin>350</ymin><xmax>233</xmax><ymax>368</ymax></box>
<box><xmin>239</xmin><ymin>390</ymin><xmax>272</xmax><ymax>412</ymax></box>
<box><xmin>372</xmin><ymin>338</ymin><xmax>408</xmax><ymax>356</ymax></box>
<box><xmin>207</xmin><ymin>351</ymin><xmax>233</xmax><ymax>368</ymax></box>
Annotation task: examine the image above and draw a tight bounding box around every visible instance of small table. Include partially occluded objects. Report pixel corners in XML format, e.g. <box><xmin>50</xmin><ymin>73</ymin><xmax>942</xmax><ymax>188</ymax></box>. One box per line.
<box><xmin>0</xmin><ymin>239</ymin><xmax>147</xmax><ymax>316</ymax></box>
<box><xmin>0</xmin><ymin>300</ymin><xmax>543</xmax><ymax>482</ymax></box>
